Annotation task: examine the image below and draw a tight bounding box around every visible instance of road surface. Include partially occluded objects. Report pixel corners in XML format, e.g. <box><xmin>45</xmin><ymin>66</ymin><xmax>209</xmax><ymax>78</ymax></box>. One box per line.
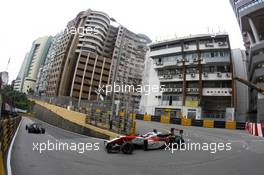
<box><xmin>10</xmin><ymin>117</ymin><xmax>264</xmax><ymax>175</ymax></box>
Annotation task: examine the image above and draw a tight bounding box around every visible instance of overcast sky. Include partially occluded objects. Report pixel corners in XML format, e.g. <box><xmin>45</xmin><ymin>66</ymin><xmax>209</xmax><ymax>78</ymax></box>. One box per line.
<box><xmin>0</xmin><ymin>0</ymin><xmax>244</xmax><ymax>82</ymax></box>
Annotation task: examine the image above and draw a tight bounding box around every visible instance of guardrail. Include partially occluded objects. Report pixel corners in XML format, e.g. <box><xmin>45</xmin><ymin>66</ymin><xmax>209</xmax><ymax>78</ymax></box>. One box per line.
<box><xmin>136</xmin><ymin>114</ymin><xmax>246</xmax><ymax>130</ymax></box>
<box><xmin>0</xmin><ymin>116</ymin><xmax>21</xmax><ymax>175</ymax></box>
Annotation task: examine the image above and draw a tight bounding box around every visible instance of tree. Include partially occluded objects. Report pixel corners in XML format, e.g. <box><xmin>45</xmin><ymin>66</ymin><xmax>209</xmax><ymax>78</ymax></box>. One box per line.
<box><xmin>1</xmin><ymin>85</ymin><xmax>33</xmax><ymax>111</ymax></box>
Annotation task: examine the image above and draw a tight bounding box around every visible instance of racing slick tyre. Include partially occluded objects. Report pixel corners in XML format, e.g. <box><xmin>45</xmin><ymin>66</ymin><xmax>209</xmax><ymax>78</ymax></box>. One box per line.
<box><xmin>106</xmin><ymin>143</ymin><xmax>114</xmax><ymax>153</ymax></box>
<box><xmin>143</xmin><ymin>139</ymin><xmax>148</xmax><ymax>151</ymax></box>
<box><xmin>41</xmin><ymin>128</ymin><xmax>46</xmax><ymax>134</ymax></box>
<box><xmin>175</xmin><ymin>138</ymin><xmax>185</xmax><ymax>149</ymax></box>
<box><xmin>105</xmin><ymin>143</ymin><xmax>120</xmax><ymax>153</ymax></box>
<box><xmin>121</xmin><ymin>142</ymin><xmax>134</xmax><ymax>154</ymax></box>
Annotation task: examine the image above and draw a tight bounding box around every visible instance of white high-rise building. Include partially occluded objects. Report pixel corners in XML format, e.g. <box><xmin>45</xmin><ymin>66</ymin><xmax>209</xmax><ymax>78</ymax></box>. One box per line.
<box><xmin>22</xmin><ymin>36</ymin><xmax>52</xmax><ymax>94</ymax></box>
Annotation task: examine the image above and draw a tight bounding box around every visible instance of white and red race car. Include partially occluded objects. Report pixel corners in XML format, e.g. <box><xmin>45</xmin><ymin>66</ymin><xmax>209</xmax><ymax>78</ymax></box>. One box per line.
<box><xmin>105</xmin><ymin>128</ymin><xmax>184</xmax><ymax>154</ymax></box>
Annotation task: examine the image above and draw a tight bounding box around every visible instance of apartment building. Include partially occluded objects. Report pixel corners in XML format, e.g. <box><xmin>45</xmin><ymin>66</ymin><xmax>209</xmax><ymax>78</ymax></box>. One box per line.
<box><xmin>42</xmin><ymin>9</ymin><xmax>149</xmax><ymax>112</ymax></box>
<box><xmin>110</xmin><ymin>29</ymin><xmax>150</xmax><ymax>112</ymax></box>
<box><xmin>230</xmin><ymin>0</ymin><xmax>264</xmax><ymax>122</ymax></box>
<box><xmin>142</xmin><ymin>34</ymin><xmax>235</xmax><ymax>120</ymax></box>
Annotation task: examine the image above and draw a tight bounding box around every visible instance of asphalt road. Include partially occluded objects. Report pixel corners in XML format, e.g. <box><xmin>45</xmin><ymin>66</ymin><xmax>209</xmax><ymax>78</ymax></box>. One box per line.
<box><xmin>11</xmin><ymin>117</ymin><xmax>264</xmax><ymax>175</ymax></box>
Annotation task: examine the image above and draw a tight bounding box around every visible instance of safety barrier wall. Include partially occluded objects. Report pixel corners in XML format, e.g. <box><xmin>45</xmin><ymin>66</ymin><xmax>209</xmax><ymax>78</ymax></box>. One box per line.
<box><xmin>136</xmin><ymin>114</ymin><xmax>246</xmax><ymax>130</ymax></box>
<box><xmin>31</xmin><ymin>99</ymin><xmax>136</xmax><ymax>137</ymax></box>
<box><xmin>33</xmin><ymin>104</ymin><xmax>118</xmax><ymax>140</ymax></box>
<box><xmin>246</xmin><ymin>122</ymin><xmax>264</xmax><ymax>137</ymax></box>
<box><xmin>0</xmin><ymin>116</ymin><xmax>21</xmax><ymax>175</ymax></box>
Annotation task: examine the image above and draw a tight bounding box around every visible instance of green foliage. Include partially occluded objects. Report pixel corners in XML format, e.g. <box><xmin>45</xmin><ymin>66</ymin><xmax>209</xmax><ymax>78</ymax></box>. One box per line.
<box><xmin>1</xmin><ymin>85</ymin><xmax>33</xmax><ymax>111</ymax></box>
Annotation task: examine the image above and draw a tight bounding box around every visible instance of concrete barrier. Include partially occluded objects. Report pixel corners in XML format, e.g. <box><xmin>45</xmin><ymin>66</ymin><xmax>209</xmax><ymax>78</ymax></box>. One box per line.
<box><xmin>160</xmin><ymin>116</ymin><xmax>170</xmax><ymax>124</ymax></box>
<box><xmin>181</xmin><ymin>118</ymin><xmax>191</xmax><ymax>126</ymax></box>
<box><xmin>0</xmin><ymin>116</ymin><xmax>21</xmax><ymax>175</ymax></box>
<box><xmin>33</xmin><ymin>102</ymin><xmax>118</xmax><ymax>140</ymax></box>
<box><xmin>225</xmin><ymin>121</ymin><xmax>236</xmax><ymax>129</ymax></box>
<box><xmin>203</xmin><ymin>120</ymin><xmax>214</xmax><ymax>128</ymax></box>
<box><xmin>143</xmin><ymin>114</ymin><xmax>151</xmax><ymax>121</ymax></box>
<box><xmin>0</xmin><ymin>151</ymin><xmax>4</xmax><ymax>175</ymax></box>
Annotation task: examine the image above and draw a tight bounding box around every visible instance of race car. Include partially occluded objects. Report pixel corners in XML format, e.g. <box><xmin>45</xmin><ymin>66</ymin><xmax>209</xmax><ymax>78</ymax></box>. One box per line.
<box><xmin>105</xmin><ymin>128</ymin><xmax>184</xmax><ymax>154</ymax></box>
<box><xmin>25</xmin><ymin>123</ymin><xmax>45</xmax><ymax>134</ymax></box>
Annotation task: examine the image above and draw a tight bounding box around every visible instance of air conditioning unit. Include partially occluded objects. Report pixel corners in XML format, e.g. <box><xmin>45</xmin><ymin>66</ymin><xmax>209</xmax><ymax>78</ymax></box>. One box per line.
<box><xmin>226</xmin><ymin>73</ymin><xmax>231</xmax><ymax>77</ymax></box>
<box><xmin>179</xmin><ymin>74</ymin><xmax>183</xmax><ymax>79</ymax></box>
<box><xmin>193</xmin><ymin>58</ymin><xmax>198</xmax><ymax>62</ymax></box>
<box><xmin>205</xmin><ymin>42</ymin><xmax>214</xmax><ymax>47</ymax></box>
<box><xmin>179</xmin><ymin>88</ymin><xmax>182</xmax><ymax>92</ymax></box>
<box><xmin>189</xmin><ymin>60</ymin><xmax>194</xmax><ymax>64</ymax></box>
<box><xmin>218</xmin><ymin>42</ymin><xmax>227</xmax><ymax>46</ymax></box>
<box><xmin>166</xmin><ymin>75</ymin><xmax>172</xmax><ymax>79</ymax></box>
<box><xmin>156</xmin><ymin>62</ymin><xmax>163</xmax><ymax>65</ymax></box>
<box><xmin>203</xmin><ymin>72</ymin><xmax>208</xmax><ymax>77</ymax></box>
<box><xmin>217</xmin><ymin>72</ymin><xmax>222</xmax><ymax>77</ymax></box>
<box><xmin>191</xmin><ymin>73</ymin><xmax>196</xmax><ymax>78</ymax></box>
<box><xmin>184</xmin><ymin>45</ymin><xmax>189</xmax><ymax>49</ymax></box>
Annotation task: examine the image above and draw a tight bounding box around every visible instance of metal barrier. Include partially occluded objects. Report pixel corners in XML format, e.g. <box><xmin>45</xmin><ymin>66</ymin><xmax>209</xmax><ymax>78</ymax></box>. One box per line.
<box><xmin>0</xmin><ymin>116</ymin><xmax>21</xmax><ymax>175</ymax></box>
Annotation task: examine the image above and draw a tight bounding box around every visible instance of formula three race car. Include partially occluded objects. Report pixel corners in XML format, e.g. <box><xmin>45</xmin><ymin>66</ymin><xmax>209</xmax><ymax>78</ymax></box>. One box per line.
<box><xmin>26</xmin><ymin>123</ymin><xmax>46</xmax><ymax>134</ymax></box>
<box><xmin>105</xmin><ymin>128</ymin><xmax>184</xmax><ymax>154</ymax></box>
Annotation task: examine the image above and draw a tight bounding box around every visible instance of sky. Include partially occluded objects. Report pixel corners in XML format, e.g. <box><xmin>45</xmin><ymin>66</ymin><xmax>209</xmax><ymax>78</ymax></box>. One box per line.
<box><xmin>0</xmin><ymin>0</ymin><xmax>244</xmax><ymax>82</ymax></box>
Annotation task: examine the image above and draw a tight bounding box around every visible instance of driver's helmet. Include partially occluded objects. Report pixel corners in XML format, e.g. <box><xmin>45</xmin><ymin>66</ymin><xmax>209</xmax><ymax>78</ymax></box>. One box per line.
<box><xmin>153</xmin><ymin>129</ymin><xmax>157</xmax><ymax>133</ymax></box>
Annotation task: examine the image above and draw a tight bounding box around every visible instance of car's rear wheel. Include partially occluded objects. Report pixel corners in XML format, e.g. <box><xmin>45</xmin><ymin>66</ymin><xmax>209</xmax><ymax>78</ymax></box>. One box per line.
<box><xmin>143</xmin><ymin>139</ymin><xmax>148</xmax><ymax>151</ymax></box>
<box><xmin>41</xmin><ymin>128</ymin><xmax>45</xmax><ymax>134</ymax></box>
<box><xmin>121</xmin><ymin>142</ymin><xmax>134</xmax><ymax>154</ymax></box>
<box><xmin>25</xmin><ymin>125</ymin><xmax>28</xmax><ymax>130</ymax></box>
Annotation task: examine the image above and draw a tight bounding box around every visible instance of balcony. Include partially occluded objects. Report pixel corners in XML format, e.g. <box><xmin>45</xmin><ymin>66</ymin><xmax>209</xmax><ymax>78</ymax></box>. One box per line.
<box><xmin>186</xmin><ymin>88</ymin><xmax>199</xmax><ymax>94</ymax></box>
<box><xmin>159</xmin><ymin>100</ymin><xmax>183</xmax><ymax>107</ymax></box>
<box><xmin>202</xmin><ymin>72</ymin><xmax>232</xmax><ymax>80</ymax></box>
<box><xmin>203</xmin><ymin>56</ymin><xmax>230</xmax><ymax>63</ymax></box>
<box><xmin>161</xmin><ymin>88</ymin><xmax>182</xmax><ymax>93</ymax></box>
<box><xmin>199</xmin><ymin>42</ymin><xmax>229</xmax><ymax>50</ymax></box>
<box><xmin>150</xmin><ymin>47</ymin><xmax>181</xmax><ymax>57</ymax></box>
<box><xmin>203</xmin><ymin>88</ymin><xmax>232</xmax><ymax>96</ymax></box>
<box><xmin>159</xmin><ymin>75</ymin><xmax>183</xmax><ymax>82</ymax></box>
<box><xmin>183</xmin><ymin>44</ymin><xmax>197</xmax><ymax>52</ymax></box>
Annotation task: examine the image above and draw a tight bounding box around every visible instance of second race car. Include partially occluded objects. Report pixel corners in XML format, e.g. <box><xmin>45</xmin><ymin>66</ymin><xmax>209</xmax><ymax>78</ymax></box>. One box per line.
<box><xmin>26</xmin><ymin>123</ymin><xmax>46</xmax><ymax>134</ymax></box>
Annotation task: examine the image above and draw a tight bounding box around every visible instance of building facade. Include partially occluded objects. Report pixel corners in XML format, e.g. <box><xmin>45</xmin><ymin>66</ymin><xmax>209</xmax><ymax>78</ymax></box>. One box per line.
<box><xmin>231</xmin><ymin>49</ymin><xmax>249</xmax><ymax>122</ymax></box>
<box><xmin>14</xmin><ymin>53</ymin><xmax>29</xmax><ymax>92</ymax></box>
<box><xmin>142</xmin><ymin>34</ymin><xmax>235</xmax><ymax>120</ymax></box>
<box><xmin>35</xmin><ymin>35</ymin><xmax>61</xmax><ymax>96</ymax></box>
<box><xmin>110</xmin><ymin>29</ymin><xmax>150</xmax><ymax>112</ymax></box>
<box><xmin>42</xmin><ymin>9</ymin><xmax>149</xmax><ymax>112</ymax></box>
<box><xmin>230</xmin><ymin>0</ymin><xmax>264</xmax><ymax>122</ymax></box>
<box><xmin>22</xmin><ymin>36</ymin><xmax>52</xmax><ymax>94</ymax></box>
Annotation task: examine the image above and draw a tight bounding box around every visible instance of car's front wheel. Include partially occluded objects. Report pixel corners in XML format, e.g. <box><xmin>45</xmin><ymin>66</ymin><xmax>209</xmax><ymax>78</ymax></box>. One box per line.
<box><xmin>121</xmin><ymin>142</ymin><xmax>134</xmax><ymax>154</ymax></box>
